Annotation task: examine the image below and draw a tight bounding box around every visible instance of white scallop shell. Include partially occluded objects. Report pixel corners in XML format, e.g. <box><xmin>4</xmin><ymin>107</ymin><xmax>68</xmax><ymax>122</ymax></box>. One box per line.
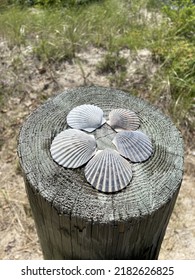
<box><xmin>50</xmin><ymin>129</ymin><xmax>96</xmax><ymax>168</ymax></box>
<box><xmin>113</xmin><ymin>131</ymin><xmax>153</xmax><ymax>162</ymax></box>
<box><xmin>67</xmin><ymin>104</ymin><xmax>106</xmax><ymax>132</ymax></box>
<box><xmin>84</xmin><ymin>148</ymin><xmax>132</xmax><ymax>193</ymax></box>
<box><xmin>107</xmin><ymin>108</ymin><xmax>140</xmax><ymax>132</ymax></box>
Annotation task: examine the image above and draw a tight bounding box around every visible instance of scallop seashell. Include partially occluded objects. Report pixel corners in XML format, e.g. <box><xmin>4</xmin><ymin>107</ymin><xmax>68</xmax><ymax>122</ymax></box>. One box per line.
<box><xmin>107</xmin><ymin>108</ymin><xmax>140</xmax><ymax>132</ymax></box>
<box><xmin>67</xmin><ymin>104</ymin><xmax>106</xmax><ymax>132</ymax></box>
<box><xmin>50</xmin><ymin>129</ymin><xmax>96</xmax><ymax>168</ymax></box>
<box><xmin>84</xmin><ymin>148</ymin><xmax>132</xmax><ymax>193</ymax></box>
<box><xmin>113</xmin><ymin>131</ymin><xmax>153</xmax><ymax>162</ymax></box>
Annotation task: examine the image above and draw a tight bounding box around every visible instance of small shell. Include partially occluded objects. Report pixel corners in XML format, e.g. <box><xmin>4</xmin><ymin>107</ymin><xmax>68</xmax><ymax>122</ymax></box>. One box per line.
<box><xmin>113</xmin><ymin>131</ymin><xmax>153</xmax><ymax>162</ymax></box>
<box><xmin>84</xmin><ymin>148</ymin><xmax>132</xmax><ymax>193</ymax></box>
<box><xmin>50</xmin><ymin>129</ymin><xmax>96</xmax><ymax>168</ymax></box>
<box><xmin>107</xmin><ymin>108</ymin><xmax>140</xmax><ymax>132</ymax></box>
<box><xmin>67</xmin><ymin>104</ymin><xmax>106</xmax><ymax>132</ymax></box>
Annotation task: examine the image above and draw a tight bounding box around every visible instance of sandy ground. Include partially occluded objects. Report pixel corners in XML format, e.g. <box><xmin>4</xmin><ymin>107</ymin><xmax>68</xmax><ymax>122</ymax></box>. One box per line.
<box><xmin>0</xmin><ymin>41</ymin><xmax>195</xmax><ymax>259</ymax></box>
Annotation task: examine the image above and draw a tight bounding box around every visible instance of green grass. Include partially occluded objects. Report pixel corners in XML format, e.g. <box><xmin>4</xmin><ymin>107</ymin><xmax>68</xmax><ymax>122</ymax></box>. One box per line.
<box><xmin>0</xmin><ymin>0</ymin><xmax>194</xmax><ymax>130</ymax></box>
<box><xmin>0</xmin><ymin>0</ymin><xmax>164</xmax><ymax>55</ymax></box>
<box><xmin>149</xmin><ymin>0</ymin><xmax>195</xmax><ymax>126</ymax></box>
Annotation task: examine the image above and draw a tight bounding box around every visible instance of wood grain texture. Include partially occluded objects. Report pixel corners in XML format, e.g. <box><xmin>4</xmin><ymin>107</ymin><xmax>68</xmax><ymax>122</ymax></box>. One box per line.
<box><xmin>18</xmin><ymin>86</ymin><xmax>184</xmax><ymax>259</ymax></box>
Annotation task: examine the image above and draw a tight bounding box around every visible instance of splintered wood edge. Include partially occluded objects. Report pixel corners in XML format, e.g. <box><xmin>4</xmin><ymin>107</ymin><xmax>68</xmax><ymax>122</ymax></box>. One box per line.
<box><xmin>17</xmin><ymin>86</ymin><xmax>184</xmax><ymax>222</ymax></box>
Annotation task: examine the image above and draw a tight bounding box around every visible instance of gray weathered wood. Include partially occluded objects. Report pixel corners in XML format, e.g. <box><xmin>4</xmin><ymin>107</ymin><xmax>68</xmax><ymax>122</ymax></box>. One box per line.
<box><xmin>17</xmin><ymin>86</ymin><xmax>184</xmax><ymax>259</ymax></box>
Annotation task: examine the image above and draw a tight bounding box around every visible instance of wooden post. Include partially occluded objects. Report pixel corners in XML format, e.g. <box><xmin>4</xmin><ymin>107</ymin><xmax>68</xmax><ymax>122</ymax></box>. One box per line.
<box><xmin>17</xmin><ymin>86</ymin><xmax>184</xmax><ymax>259</ymax></box>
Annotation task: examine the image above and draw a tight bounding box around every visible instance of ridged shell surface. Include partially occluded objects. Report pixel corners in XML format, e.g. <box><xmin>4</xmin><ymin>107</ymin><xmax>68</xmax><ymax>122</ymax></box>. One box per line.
<box><xmin>50</xmin><ymin>129</ymin><xmax>96</xmax><ymax>168</ymax></box>
<box><xmin>107</xmin><ymin>108</ymin><xmax>140</xmax><ymax>132</ymax></box>
<box><xmin>84</xmin><ymin>148</ymin><xmax>132</xmax><ymax>193</ymax></box>
<box><xmin>67</xmin><ymin>104</ymin><xmax>106</xmax><ymax>132</ymax></box>
<box><xmin>113</xmin><ymin>131</ymin><xmax>153</xmax><ymax>162</ymax></box>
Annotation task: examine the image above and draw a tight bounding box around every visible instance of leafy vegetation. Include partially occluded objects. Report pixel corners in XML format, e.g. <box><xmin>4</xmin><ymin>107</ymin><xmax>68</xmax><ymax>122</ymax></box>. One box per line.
<box><xmin>0</xmin><ymin>0</ymin><xmax>194</xmax><ymax>131</ymax></box>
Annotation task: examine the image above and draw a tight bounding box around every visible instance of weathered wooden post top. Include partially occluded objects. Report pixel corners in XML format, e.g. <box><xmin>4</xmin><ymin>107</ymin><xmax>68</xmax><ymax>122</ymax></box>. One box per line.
<box><xmin>18</xmin><ymin>86</ymin><xmax>184</xmax><ymax>259</ymax></box>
